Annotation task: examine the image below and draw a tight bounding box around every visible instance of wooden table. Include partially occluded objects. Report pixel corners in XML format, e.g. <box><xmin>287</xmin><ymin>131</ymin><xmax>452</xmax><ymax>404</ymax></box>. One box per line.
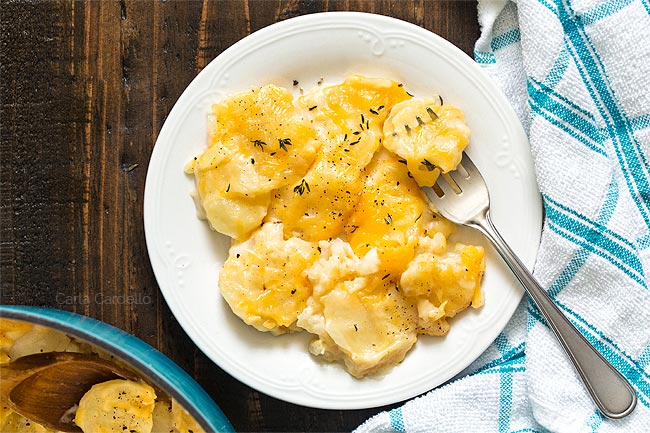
<box><xmin>1</xmin><ymin>1</ymin><xmax>479</xmax><ymax>431</ymax></box>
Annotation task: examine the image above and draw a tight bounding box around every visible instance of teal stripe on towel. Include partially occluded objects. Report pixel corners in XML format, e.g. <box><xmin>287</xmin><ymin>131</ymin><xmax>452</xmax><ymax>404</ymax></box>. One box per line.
<box><xmin>580</xmin><ymin>0</ymin><xmax>634</xmax><ymax>25</ymax></box>
<box><xmin>389</xmin><ymin>408</ymin><xmax>406</xmax><ymax>433</ymax></box>
<box><xmin>498</xmin><ymin>372</ymin><xmax>514</xmax><ymax>433</ymax></box>
<box><xmin>474</xmin><ymin>50</ymin><xmax>496</xmax><ymax>64</ymax></box>
<box><xmin>491</xmin><ymin>28</ymin><xmax>521</xmax><ymax>51</ymax></box>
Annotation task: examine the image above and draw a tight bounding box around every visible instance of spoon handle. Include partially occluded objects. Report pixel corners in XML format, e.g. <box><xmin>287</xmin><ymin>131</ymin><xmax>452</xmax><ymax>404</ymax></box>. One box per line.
<box><xmin>472</xmin><ymin>211</ymin><xmax>637</xmax><ymax>419</ymax></box>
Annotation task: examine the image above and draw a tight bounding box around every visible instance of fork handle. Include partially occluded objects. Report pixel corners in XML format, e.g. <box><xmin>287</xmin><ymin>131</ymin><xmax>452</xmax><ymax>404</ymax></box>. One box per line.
<box><xmin>471</xmin><ymin>210</ymin><xmax>637</xmax><ymax>419</ymax></box>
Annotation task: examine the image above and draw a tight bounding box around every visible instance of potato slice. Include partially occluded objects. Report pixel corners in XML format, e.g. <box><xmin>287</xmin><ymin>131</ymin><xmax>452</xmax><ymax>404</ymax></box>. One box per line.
<box><xmin>0</xmin><ymin>409</ymin><xmax>54</xmax><ymax>433</ymax></box>
<box><xmin>190</xmin><ymin>85</ymin><xmax>321</xmax><ymax>240</ymax></box>
<box><xmin>74</xmin><ymin>380</ymin><xmax>156</xmax><ymax>433</ymax></box>
<box><xmin>401</xmin><ymin>242</ymin><xmax>485</xmax><ymax>336</ymax></box>
<box><xmin>298</xmin><ymin>239</ymin><xmax>417</xmax><ymax>377</ymax></box>
<box><xmin>219</xmin><ymin>222</ymin><xmax>319</xmax><ymax>334</ymax></box>
<box><xmin>345</xmin><ymin>149</ymin><xmax>426</xmax><ymax>276</ymax></box>
<box><xmin>172</xmin><ymin>399</ymin><xmax>205</xmax><ymax>433</ymax></box>
<box><xmin>383</xmin><ymin>99</ymin><xmax>471</xmax><ymax>187</ymax></box>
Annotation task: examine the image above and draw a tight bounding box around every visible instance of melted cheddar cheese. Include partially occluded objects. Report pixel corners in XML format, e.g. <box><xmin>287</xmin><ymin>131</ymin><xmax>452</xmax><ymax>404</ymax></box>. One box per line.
<box><xmin>266</xmin><ymin>76</ymin><xmax>411</xmax><ymax>241</ymax></box>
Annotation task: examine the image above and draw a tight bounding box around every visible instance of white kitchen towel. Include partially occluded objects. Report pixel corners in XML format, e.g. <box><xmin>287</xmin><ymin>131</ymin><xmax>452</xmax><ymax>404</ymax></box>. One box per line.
<box><xmin>355</xmin><ymin>0</ymin><xmax>650</xmax><ymax>432</ymax></box>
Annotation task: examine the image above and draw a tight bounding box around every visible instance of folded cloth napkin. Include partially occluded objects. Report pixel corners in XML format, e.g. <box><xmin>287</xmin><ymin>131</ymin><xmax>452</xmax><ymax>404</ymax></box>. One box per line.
<box><xmin>355</xmin><ymin>0</ymin><xmax>650</xmax><ymax>432</ymax></box>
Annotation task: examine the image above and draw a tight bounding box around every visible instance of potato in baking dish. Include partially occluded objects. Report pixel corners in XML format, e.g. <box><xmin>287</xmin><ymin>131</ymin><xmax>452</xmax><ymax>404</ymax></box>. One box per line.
<box><xmin>0</xmin><ymin>319</ymin><xmax>205</xmax><ymax>433</ymax></box>
<box><xmin>188</xmin><ymin>75</ymin><xmax>485</xmax><ymax>377</ymax></box>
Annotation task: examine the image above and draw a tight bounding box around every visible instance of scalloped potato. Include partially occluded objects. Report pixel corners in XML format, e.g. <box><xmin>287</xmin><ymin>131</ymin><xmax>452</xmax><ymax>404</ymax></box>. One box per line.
<box><xmin>383</xmin><ymin>98</ymin><xmax>471</xmax><ymax>186</ymax></box>
<box><xmin>265</xmin><ymin>75</ymin><xmax>412</xmax><ymax>241</ymax></box>
<box><xmin>186</xmin><ymin>84</ymin><xmax>322</xmax><ymax>240</ymax></box>
<box><xmin>297</xmin><ymin>239</ymin><xmax>418</xmax><ymax>377</ymax></box>
<box><xmin>189</xmin><ymin>75</ymin><xmax>484</xmax><ymax>377</ymax></box>
<box><xmin>219</xmin><ymin>221</ymin><xmax>319</xmax><ymax>334</ymax></box>
<box><xmin>0</xmin><ymin>406</ymin><xmax>53</xmax><ymax>433</ymax></box>
<box><xmin>74</xmin><ymin>380</ymin><xmax>156</xmax><ymax>433</ymax></box>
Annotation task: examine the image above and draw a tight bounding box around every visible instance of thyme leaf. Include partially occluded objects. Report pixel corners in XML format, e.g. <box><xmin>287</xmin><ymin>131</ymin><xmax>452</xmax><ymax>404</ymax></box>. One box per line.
<box><xmin>293</xmin><ymin>179</ymin><xmax>310</xmax><ymax>195</ymax></box>
<box><xmin>278</xmin><ymin>137</ymin><xmax>292</xmax><ymax>151</ymax></box>
<box><xmin>421</xmin><ymin>159</ymin><xmax>437</xmax><ymax>171</ymax></box>
<box><xmin>251</xmin><ymin>139</ymin><xmax>266</xmax><ymax>150</ymax></box>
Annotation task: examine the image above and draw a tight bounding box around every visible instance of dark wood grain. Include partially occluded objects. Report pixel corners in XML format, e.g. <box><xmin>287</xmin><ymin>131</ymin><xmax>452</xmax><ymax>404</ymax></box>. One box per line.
<box><xmin>1</xmin><ymin>1</ymin><xmax>480</xmax><ymax>431</ymax></box>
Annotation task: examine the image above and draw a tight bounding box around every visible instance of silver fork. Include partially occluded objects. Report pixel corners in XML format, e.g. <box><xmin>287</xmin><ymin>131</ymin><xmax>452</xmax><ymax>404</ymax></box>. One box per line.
<box><xmin>424</xmin><ymin>151</ymin><xmax>637</xmax><ymax>419</ymax></box>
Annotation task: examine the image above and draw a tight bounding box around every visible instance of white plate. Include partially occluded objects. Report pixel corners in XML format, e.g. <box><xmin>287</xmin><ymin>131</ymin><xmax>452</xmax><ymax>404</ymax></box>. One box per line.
<box><xmin>144</xmin><ymin>12</ymin><xmax>542</xmax><ymax>410</ymax></box>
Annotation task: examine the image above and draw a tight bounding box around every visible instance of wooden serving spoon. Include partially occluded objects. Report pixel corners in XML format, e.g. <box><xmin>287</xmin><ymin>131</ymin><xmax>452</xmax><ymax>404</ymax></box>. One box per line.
<box><xmin>0</xmin><ymin>352</ymin><xmax>139</xmax><ymax>432</ymax></box>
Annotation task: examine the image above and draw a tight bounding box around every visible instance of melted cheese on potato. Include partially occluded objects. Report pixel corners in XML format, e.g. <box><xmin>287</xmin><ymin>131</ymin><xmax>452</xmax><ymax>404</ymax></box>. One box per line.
<box><xmin>0</xmin><ymin>318</ymin><xmax>33</xmax><ymax>364</ymax></box>
<box><xmin>151</xmin><ymin>400</ymin><xmax>174</xmax><ymax>433</ymax></box>
<box><xmin>188</xmin><ymin>84</ymin><xmax>321</xmax><ymax>239</ymax></box>
<box><xmin>0</xmin><ymin>409</ymin><xmax>53</xmax><ymax>433</ymax></box>
<box><xmin>219</xmin><ymin>222</ymin><xmax>319</xmax><ymax>334</ymax></box>
<box><xmin>345</xmin><ymin>149</ymin><xmax>426</xmax><ymax>276</ymax></box>
<box><xmin>383</xmin><ymin>98</ymin><xmax>471</xmax><ymax>186</ymax></box>
<box><xmin>74</xmin><ymin>380</ymin><xmax>156</xmax><ymax>433</ymax></box>
<box><xmin>402</xmin><ymin>241</ymin><xmax>485</xmax><ymax>335</ymax></box>
<box><xmin>171</xmin><ymin>399</ymin><xmax>205</xmax><ymax>433</ymax></box>
<box><xmin>297</xmin><ymin>239</ymin><xmax>417</xmax><ymax>378</ymax></box>
<box><xmin>266</xmin><ymin>75</ymin><xmax>411</xmax><ymax>241</ymax></box>
<box><xmin>189</xmin><ymin>75</ymin><xmax>484</xmax><ymax>377</ymax></box>
<box><xmin>151</xmin><ymin>399</ymin><xmax>206</xmax><ymax>433</ymax></box>
<box><xmin>0</xmin><ymin>320</ymin><xmax>90</xmax><ymax>365</ymax></box>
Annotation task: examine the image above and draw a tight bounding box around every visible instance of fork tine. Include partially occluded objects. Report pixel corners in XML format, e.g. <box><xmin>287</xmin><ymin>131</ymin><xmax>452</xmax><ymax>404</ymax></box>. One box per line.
<box><xmin>442</xmin><ymin>173</ymin><xmax>462</xmax><ymax>194</ymax></box>
<box><xmin>444</xmin><ymin>152</ymin><xmax>475</xmax><ymax>190</ymax></box>
<box><xmin>435</xmin><ymin>172</ymin><xmax>459</xmax><ymax>197</ymax></box>
<box><xmin>424</xmin><ymin>150</ymin><xmax>490</xmax><ymax>227</ymax></box>
<box><xmin>445</xmin><ymin>164</ymin><xmax>471</xmax><ymax>190</ymax></box>
<box><xmin>434</xmin><ymin>152</ymin><xmax>484</xmax><ymax>196</ymax></box>
<box><xmin>426</xmin><ymin>106</ymin><xmax>438</xmax><ymax>120</ymax></box>
<box><xmin>430</xmin><ymin>182</ymin><xmax>445</xmax><ymax>198</ymax></box>
<box><xmin>457</xmin><ymin>151</ymin><xmax>485</xmax><ymax>182</ymax></box>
